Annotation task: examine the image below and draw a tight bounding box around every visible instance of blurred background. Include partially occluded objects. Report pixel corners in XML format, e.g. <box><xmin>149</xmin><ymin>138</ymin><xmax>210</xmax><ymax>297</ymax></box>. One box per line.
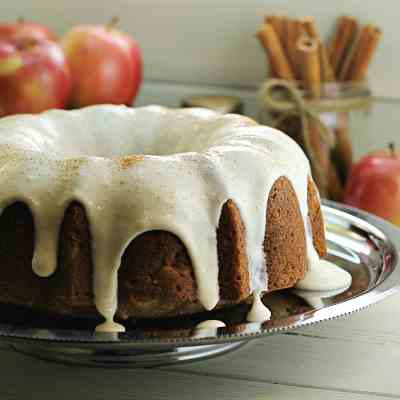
<box><xmin>2</xmin><ymin>0</ymin><xmax>397</xmax><ymax>159</ymax></box>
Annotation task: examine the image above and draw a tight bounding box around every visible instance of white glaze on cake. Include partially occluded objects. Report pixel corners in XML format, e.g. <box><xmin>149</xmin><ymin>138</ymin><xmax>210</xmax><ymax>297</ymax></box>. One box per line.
<box><xmin>0</xmin><ymin>105</ymin><xmax>350</xmax><ymax>331</ymax></box>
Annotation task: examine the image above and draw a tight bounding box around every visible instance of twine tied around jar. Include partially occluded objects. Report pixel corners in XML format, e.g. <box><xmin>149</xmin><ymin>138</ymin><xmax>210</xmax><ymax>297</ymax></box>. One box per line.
<box><xmin>258</xmin><ymin>78</ymin><xmax>373</xmax><ymax>194</ymax></box>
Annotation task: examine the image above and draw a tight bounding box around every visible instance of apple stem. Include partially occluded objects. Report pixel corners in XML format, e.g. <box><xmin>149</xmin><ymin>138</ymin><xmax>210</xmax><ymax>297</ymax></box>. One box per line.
<box><xmin>389</xmin><ymin>142</ymin><xmax>396</xmax><ymax>158</ymax></box>
<box><xmin>17</xmin><ymin>16</ymin><xmax>25</xmax><ymax>24</ymax></box>
<box><xmin>107</xmin><ymin>16</ymin><xmax>119</xmax><ymax>31</ymax></box>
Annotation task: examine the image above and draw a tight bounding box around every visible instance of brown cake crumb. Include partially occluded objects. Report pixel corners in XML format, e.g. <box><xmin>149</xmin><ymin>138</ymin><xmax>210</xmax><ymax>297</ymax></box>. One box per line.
<box><xmin>264</xmin><ymin>176</ymin><xmax>307</xmax><ymax>291</ymax></box>
<box><xmin>307</xmin><ymin>176</ymin><xmax>327</xmax><ymax>257</ymax></box>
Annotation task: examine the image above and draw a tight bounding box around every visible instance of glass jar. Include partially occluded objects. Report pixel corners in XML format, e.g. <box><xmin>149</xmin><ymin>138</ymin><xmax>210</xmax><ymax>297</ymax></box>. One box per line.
<box><xmin>259</xmin><ymin>80</ymin><xmax>372</xmax><ymax>200</ymax></box>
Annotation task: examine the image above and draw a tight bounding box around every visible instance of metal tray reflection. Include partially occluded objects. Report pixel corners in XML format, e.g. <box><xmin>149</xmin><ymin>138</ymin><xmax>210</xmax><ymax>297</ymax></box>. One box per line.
<box><xmin>0</xmin><ymin>200</ymin><xmax>399</xmax><ymax>367</ymax></box>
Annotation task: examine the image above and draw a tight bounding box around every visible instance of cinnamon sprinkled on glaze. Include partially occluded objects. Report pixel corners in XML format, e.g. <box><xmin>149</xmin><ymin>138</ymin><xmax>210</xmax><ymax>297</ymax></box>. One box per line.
<box><xmin>118</xmin><ymin>154</ymin><xmax>145</xmax><ymax>169</ymax></box>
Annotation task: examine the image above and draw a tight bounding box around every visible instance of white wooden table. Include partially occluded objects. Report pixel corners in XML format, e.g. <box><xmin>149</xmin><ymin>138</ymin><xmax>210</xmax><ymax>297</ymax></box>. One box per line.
<box><xmin>1</xmin><ymin>293</ymin><xmax>399</xmax><ymax>399</ymax></box>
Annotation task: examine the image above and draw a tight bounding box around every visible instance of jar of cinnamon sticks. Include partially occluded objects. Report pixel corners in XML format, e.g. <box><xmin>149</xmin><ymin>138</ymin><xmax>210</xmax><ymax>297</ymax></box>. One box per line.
<box><xmin>257</xmin><ymin>15</ymin><xmax>381</xmax><ymax>200</ymax></box>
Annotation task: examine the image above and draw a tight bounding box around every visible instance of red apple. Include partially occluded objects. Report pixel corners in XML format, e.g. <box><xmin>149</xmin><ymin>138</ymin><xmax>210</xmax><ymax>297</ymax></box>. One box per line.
<box><xmin>61</xmin><ymin>18</ymin><xmax>142</xmax><ymax>107</ymax></box>
<box><xmin>344</xmin><ymin>143</ymin><xmax>400</xmax><ymax>225</ymax></box>
<box><xmin>0</xmin><ymin>38</ymin><xmax>71</xmax><ymax>116</ymax></box>
<box><xmin>0</xmin><ymin>20</ymin><xmax>56</xmax><ymax>42</ymax></box>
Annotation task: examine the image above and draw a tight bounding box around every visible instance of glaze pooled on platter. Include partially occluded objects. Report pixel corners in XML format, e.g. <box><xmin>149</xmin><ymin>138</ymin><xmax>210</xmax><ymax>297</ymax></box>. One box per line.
<box><xmin>294</xmin><ymin>279</ymin><xmax>352</xmax><ymax>309</ymax></box>
<box><xmin>196</xmin><ymin>320</ymin><xmax>226</xmax><ymax>329</ymax></box>
<box><xmin>193</xmin><ymin>319</ymin><xmax>227</xmax><ymax>339</ymax></box>
<box><xmin>296</xmin><ymin>258</ymin><xmax>352</xmax><ymax>292</ymax></box>
<box><xmin>0</xmin><ymin>105</ymin><xmax>350</xmax><ymax>331</ymax></box>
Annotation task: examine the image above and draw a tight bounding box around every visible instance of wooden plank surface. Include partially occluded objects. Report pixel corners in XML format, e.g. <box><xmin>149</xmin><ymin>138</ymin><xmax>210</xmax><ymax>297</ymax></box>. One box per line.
<box><xmin>0</xmin><ymin>348</ymin><xmax>395</xmax><ymax>400</ymax></box>
<box><xmin>0</xmin><ymin>294</ymin><xmax>398</xmax><ymax>399</ymax></box>
<box><xmin>167</xmin><ymin>294</ymin><xmax>400</xmax><ymax>397</ymax></box>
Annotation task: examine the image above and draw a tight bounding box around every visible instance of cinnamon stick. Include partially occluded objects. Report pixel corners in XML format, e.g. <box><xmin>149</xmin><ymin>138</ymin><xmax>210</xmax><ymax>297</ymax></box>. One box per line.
<box><xmin>284</xmin><ymin>19</ymin><xmax>303</xmax><ymax>79</ymax></box>
<box><xmin>280</xmin><ymin>16</ymin><xmax>290</xmax><ymax>55</ymax></box>
<box><xmin>344</xmin><ymin>24</ymin><xmax>382</xmax><ymax>81</ymax></box>
<box><xmin>338</xmin><ymin>24</ymin><xmax>368</xmax><ymax>81</ymax></box>
<box><xmin>257</xmin><ymin>23</ymin><xmax>295</xmax><ymax>80</ymax></box>
<box><xmin>297</xmin><ymin>35</ymin><xmax>321</xmax><ymax>98</ymax></box>
<box><xmin>263</xmin><ymin>15</ymin><xmax>286</xmax><ymax>77</ymax></box>
<box><xmin>334</xmin><ymin>22</ymin><xmax>380</xmax><ymax>185</ymax></box>
<box><xmin>328</xmin><ymin>16</ymin><xmax>346</xmax><ymax>64</ymax></box>
<box><xmin>319</xmin><ymin>43</ymin><xmax>335</xmax><ymax>82</ymax></box>
<box><xmin>328</xmin><ymin>16</ymin><xmax>360</xmax><ymax>195</ymax></box>
<box><xmin>296</xmin><ymin>35</ymin><xmax>330</xmax><ymax>196</ymax></box>
<box><xmin>265</xmin><ymin>15</ymin><xmax>285</xmax><ymax>41</ymax></box>
<box><xmin>300</xmin><ymin>16</ymin><xmax>335</xmax><ymax>83</ymax></box>
<box><xmin>256</xmin><ymin>14</ymin><xmax>381</xmax><ymax>199</ymax></box>
<box><xmin>329</xmin><ymin>16</ymin><xmax>359</xmax><ymax>77</ymax></box>
<box><xmin>301</xmin><ymin>16</ymin><xmax>319</xmax><ymax>38</ymax></box>
<box><xmin>257</xmin><ymin>24</ymin><xmax>276</xmax><ymax>77</ymax></box>
<box><xmin>335</xmin><ymin>124</ymin><xmax>353</xmax><ymax>180</ymax></box>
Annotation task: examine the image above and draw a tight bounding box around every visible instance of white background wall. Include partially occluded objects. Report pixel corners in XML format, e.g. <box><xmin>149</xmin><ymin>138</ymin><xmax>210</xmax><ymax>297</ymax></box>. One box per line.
<box><xmin>2</xmin><ymin>0</ymin><xmax>400</xmax><ymax>158</ymax></box>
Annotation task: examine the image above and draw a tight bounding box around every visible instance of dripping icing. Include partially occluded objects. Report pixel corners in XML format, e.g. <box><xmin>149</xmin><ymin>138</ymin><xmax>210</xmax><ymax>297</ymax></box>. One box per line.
<box><xmin>0</xmin><ymin>105</ymin><xmax>325</xmax><ymax>332</ymax></box>
<box><xmin>95</xmin><ymin>320</ymin><xmax>125</xmax><ymax>333</ymax></box>
<box><xmin>247</xmin><ymin>291</ymin><xmax>271</xmax><ymax>322</ymax></box>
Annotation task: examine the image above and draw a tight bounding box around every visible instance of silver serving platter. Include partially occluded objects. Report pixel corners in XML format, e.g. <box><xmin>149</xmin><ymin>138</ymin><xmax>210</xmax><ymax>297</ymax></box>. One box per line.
<box><xmin>0</xmin><ymin>200</ymin><xmax>399</xmax><ymax>368</ymax></box>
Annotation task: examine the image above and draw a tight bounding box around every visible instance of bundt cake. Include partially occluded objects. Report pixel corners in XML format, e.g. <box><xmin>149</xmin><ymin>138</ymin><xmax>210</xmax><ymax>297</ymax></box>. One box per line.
<box><xmin>0</xmin><ymin>105</ymin><xmax>350</xmax><ymax>332</ymax></box>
